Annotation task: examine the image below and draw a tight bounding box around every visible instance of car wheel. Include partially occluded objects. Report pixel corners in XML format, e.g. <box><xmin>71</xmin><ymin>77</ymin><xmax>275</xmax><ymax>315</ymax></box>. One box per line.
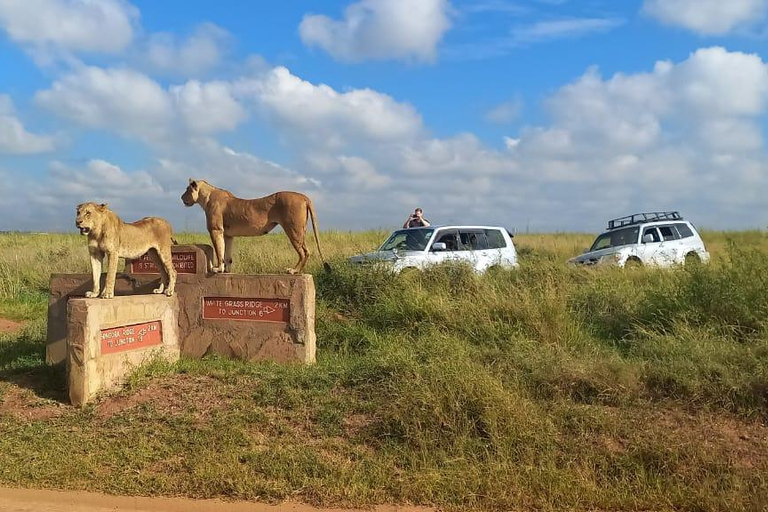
<box><xmin>399</xmin><ymin>267</ymin><xmax>420</xmax><ymax>277</ymax></box>
<box><xmin>684</xmin><ymin>252</ymin><xmax>701</xmax><ymax>265</ymax></box>
<box><xmin>624</xmin><ymin>257</ymin><xmax>643</xmax><ymax>269</ymax></box>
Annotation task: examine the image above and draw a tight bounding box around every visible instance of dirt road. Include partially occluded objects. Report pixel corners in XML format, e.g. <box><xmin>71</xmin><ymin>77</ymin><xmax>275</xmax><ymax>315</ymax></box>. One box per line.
<box><xmin>0</xmin><ymin>488</ymin><xmax>433</xmax><ymax>512</ymax></box>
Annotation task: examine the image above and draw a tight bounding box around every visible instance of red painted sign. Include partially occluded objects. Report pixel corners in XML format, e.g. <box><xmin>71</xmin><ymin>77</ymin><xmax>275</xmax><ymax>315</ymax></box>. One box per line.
<box><xmin>130</xmin><ymin>251</ymin><xmax>197</xmax><ymax>274</ymax></box>
<box><xmin>100</xmin><ymin>320</ymin><xmax>163</xmax><ymax>355</ymax></box>
<box><xmin>202</xmin><ymin>297</ymin><xmax>290</xmax><ymax>322</ymax></box>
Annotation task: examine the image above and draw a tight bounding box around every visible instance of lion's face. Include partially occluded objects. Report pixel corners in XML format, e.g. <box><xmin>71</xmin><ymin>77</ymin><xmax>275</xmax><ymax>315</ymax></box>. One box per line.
<box><xmin>181</xmin><ymin>180</ymin><xmax>199</xmax><ymax>207</ymax></box>
<box><xmin>75</xmin><ymin>202</ymin><xmax>106</xmax><ymax>235</ymax></box>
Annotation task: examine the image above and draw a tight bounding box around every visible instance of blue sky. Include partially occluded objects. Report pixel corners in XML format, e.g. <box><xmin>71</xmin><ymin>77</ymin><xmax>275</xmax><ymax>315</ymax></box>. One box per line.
<box><xmin>2</xmin><ymin>0</ymin><xmax>768</xmax><ymax>233</ymax></box>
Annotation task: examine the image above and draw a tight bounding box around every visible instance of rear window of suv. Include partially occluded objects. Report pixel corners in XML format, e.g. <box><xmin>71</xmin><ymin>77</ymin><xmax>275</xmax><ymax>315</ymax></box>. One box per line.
<box><xmin>485</xmin><ymin>229</ymin><xmax>507</xmax><ymax>249</ymax></box>
<box><xmin>675</xmin><ymin>223</ymin><xmax>694</xmax><ymax>239</ymax></box>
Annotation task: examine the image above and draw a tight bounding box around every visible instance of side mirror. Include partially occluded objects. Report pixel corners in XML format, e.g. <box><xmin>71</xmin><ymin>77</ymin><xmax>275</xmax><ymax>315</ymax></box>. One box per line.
<box><xmin>642</xmin><ymin>234</ymin><xmax>654</xmax><ymax>244</ymax></box>
<box><xmin>432</xmin><ymin>242</ymin><xmax>447</xmax><ymax>251</ymax></box>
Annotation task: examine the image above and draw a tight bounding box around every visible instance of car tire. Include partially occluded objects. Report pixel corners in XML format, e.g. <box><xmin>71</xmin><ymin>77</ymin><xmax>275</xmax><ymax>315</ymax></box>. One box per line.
<box><xmin>684</xmin><ymin>252</ymin><xmax>701</xmax><ymax>265</ymax></box>
<box><xmin>624</xmin><ymin>257</ymin><xmax>643</xmax><ymax>269</ymax></box>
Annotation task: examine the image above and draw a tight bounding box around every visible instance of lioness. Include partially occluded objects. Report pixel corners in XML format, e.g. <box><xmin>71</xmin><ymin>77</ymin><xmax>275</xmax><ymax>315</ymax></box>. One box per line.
<box><xmin>75</xmin><ymin>202</ymin><xmax>177</xmax><ymax>299</ymax></box>
<box><xmin>180</xmin><ymin>179</ymin><xmax>329</xmax><ymax>274</ymax></box>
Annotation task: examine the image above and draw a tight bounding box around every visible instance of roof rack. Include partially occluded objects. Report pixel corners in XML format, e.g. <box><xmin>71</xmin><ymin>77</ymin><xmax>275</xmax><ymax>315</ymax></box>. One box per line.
<box><xmin>608</xmin><ymin>211</ymin><xmax>682</xmax><ymax>230</ymax></box>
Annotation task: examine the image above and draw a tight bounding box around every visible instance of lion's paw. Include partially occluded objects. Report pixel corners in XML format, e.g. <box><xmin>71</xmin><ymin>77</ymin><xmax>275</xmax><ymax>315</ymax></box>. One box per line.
<box><xmin>100</xmin><ymin>291</ymin><xmax>114</xmax><ymax>299</ymax></box>
<box><xmin>85</xmin><ymin>291</ymin><xmax>98</xmax><ymax>298</ymax></box>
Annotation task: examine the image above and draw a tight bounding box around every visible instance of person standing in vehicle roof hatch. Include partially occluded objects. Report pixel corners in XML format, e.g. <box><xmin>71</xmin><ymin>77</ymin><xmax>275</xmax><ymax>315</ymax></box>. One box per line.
<box><xmin>403</xmin><ymin>208</ymin><xmax>430</xmax><ymax>228</ymax></box>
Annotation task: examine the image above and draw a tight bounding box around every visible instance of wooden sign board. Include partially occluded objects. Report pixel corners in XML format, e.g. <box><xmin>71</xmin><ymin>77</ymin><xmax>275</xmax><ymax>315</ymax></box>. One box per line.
<box><xmin>130</xmin><ymin>252</ymin><xmax>197</xmax><ymax>274</ymax></box>
<box><xmin>101</xmin><ymin>320</ymin><xmax>163</xmax><ymax>355</ymax></box>
<box><xmin>202</xmin><ymin>297</ymin><xmax>290</xmax><ymax>323</ymax></box>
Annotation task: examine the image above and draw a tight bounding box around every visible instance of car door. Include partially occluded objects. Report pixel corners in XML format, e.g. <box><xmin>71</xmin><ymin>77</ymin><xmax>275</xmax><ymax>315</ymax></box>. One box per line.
<box><xmin>460</xmin><ymin>228</ymin><xmax>510</xmax><ymax>271</ymax></box>
<box><xmin>458</xmin><ymin>229</ymin><xmax>485</xmax><ymax>271</ymax></box>
<box><xmin>428</xmin><ymin>229</ymin><xmax>462</xmax><ymax>266</ymax></box>
<box><xmin>636</xmin><ymin>226</ymin><xmax>662</xmax><ymax>265</ymax></box>
<box><xmin>656</xmin><ymin>224</ymin><xmax>683</xmax><ymax>265</ymax></box>
<box><xmin>674</xmin><ymin>222</ymin><xmax>699</xmax><ymax>256</ymax></box>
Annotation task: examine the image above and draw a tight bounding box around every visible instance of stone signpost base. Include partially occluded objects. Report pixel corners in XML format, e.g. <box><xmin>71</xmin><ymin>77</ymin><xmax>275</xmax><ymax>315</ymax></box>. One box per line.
<box><xmin>67</xmin><ymin>295</ymin><xmax>180</xmax><ymax>407</ymax></box>
<box><xmin>47</xmin><ymin>244</ymin><xmax>318</xmax><ymax>405</ymax></box>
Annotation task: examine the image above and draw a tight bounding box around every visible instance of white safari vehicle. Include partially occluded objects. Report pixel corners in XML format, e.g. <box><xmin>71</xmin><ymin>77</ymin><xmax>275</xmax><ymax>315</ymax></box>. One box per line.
<box><xmin>569</xmin><ymin>211</ymin><xmax>709</xmax><ymax>268</ymax></box>
<box><xmin>349</xmin><ymin>225</ymin><xmax>518</xmax><ymax>273</ymax></box>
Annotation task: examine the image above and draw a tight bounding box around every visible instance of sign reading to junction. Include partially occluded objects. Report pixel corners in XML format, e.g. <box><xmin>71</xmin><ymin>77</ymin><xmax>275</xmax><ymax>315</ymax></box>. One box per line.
<box><xmin>100</xmin><ymin>320</ymin><xmax>163</xmax><ymax>355</ymax></box>
<box><xmin>202</xmin><ymin>297</ymin><xmax>290</xmax><ymax>322</ymax></box>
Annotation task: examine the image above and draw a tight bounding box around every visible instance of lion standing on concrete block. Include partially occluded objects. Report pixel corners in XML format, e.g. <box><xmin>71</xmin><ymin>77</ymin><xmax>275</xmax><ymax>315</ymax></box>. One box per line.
<box><xmin>180</xmin><ymin>179</ymin><xmax>330</xmax><ymax>275</ymax></box>
<box><xmin>75</xmin><ymin>202</ymin><xmax>177</xmax><ymax>299</ymax></box>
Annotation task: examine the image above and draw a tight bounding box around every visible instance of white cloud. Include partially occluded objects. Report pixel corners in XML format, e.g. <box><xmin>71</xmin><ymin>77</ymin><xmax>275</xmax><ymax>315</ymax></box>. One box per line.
<box><xmin>48</xmin><ymin>158</ymin><xmax>164</xmax><ymax>199</ymax></box>
<box><xmin>143</xmin><ymin>23</ymin><xmax>229</xmax><ymax>77</ymax></box>
<box><xmin>170</xmin><ymin>80</ymin><xmax>246</xmax><ymax>134</ymax></box>
<box><xmin>237</xmin><ymin>66</ymin><xmax>423</xmax><ymax>148</ymax></box>
<box><xmin>522</xmin><ymin>47</ymin><xmax>768</xmax><ymax>160</ymax></box>
<box><xmin>35</xmin><ymin>67</ymin><xmax>172</xmax><ymax>139</ymax></box>
<box><xmin>0</xmin><ymin>0</ymin><xmax>137</xmax><ymax>54</ymax></box>
<box><xmin>485</xmin><ymin>97</ymin><xmax>524</xmax><ymax>124</ymax></box>
<box><xmin>511</xmin><ymin>17</ymin><xmax>625</xmax><ymax>45</ymax></box>
<box><xmin>400</xmin><ymin>133</ymin><xmax>515</xmax><ymax>175</ymax></box>
<box><xmin>35</xmin><ymin>66</ymin><xmax>249</xmax><ymax>141</ymax></box>
<box><xmin>12</xmin><ymin>47</ymin><xmax>768</xmax><ymax>232</ymax></box>
<box><xmin>446</xmin><ymin>16</ymin><xmax>623</xmax><ymax>60</ymax></box>
<box><xmin>299</xmin><ymin>0</ymin><xmax>452</xmax><ymax>62</ymax></box>
<box><xmin>36</xmin><ymin>64</ymin><xmax>419</xmax><ymax>147</ymax></box>
<box><xmin>643</xmin><ymin>0</ymin><xmax>768</xmax><ymax>35</ymax></box>
<box><xmin>670</xmin><ymin>47</ymin><xmax>768</xmax><ymax>116</ymax></box>
<box><xmin>503</xmin><ymin>47</ymin><xmax>768</xmax><ymax>227</ymax></box>
<box><xmin>23</xmin><ymin>139</ymin><xmax>323</xmax><ymax>232</ymax></box>
<box><xmin>336</xmin><ymin>155</ymin><xmax>391</xmax><ymax>189</ymax></box>
<box><xmin>0</xmin><ymin>94</ymin><xmax>55</xmax><ymax>154</ymax></box>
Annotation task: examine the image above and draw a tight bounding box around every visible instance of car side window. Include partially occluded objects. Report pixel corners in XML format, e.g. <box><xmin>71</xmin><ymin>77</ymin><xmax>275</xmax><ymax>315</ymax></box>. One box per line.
<box><xmin>642</xmin><ymin>227</ymin><xmax>661</xmax><ymax>243</ymax></box>
<box><xmin>459</xmin><ymin>230</ymin><xmax>489</xmax><ymax>250</ymax></box>
<box><xmin>433</xmin><ymin>231</ymin><xmax>459</xmax><ymax>251</ymax></box>
<box><xmin>484</xmin><ymin>229</ymin><xmax>507</xmax><ymax>249</ymax></box>
<box><xmin>675</xmin><ymin>223</ymin><xmax>694</xmax><ymax>239</ymax></box>
<box><xmin>658</xmin><ymin>225</ymin><xmax>678</xmax><ymax>242</ymax></box>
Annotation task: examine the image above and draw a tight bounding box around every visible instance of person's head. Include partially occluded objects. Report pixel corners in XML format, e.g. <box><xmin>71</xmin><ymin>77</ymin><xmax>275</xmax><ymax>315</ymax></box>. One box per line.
<box><xmin>414</xmin><ymin>207</ymin><xmax>423</xmax><ymax>217</ymax></box>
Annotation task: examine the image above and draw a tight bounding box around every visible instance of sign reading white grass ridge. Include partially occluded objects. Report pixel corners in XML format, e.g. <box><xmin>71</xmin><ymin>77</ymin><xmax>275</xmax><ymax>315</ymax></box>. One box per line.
<box><xmin>202</xmin><ymin>297</ymin><xmax>290</xmax><ymax>322</ymax></box>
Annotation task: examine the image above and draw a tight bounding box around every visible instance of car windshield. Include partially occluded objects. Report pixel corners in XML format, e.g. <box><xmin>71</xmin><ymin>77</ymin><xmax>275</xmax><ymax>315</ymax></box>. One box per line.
<box><xmin>590</xmin><ymin>226</ymin><xmax>640</xmax><ymax>251</ymax></box>
<box><xmin>379</xmin><ymin>228</ymin><xmax>434</xmax><ymax>252</ymax></box>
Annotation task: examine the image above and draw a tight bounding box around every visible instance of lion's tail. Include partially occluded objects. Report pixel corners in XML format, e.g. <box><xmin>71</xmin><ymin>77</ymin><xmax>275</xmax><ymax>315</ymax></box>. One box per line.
<box><xmin>307</xmin><ymin>199</ymin><xmax>331</xmax><ymax>272</ymax></box>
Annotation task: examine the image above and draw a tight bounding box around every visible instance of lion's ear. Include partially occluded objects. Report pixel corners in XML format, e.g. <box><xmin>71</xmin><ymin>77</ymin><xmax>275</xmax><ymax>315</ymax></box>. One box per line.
<box><xmin>190</xmin><ymin>180</ymin><xmax>198</xmax><ymax>189</ymax></box>
<box><xmin>99</xmin><ymin>203</ymin><xmax>108</xmax><ymax>210</ymax></box>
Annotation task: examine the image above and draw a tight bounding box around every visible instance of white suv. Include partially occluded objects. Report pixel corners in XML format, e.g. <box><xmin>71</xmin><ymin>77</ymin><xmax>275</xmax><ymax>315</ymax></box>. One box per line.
<box><xmin>569</xmin><ymin>211</ymin><xmax>709</xmax><ymax>268</ymax></box>
<box><xmin>349</xmin><ymin>225</ymin><xmax>518</xmax><ymax>273</ymax></box>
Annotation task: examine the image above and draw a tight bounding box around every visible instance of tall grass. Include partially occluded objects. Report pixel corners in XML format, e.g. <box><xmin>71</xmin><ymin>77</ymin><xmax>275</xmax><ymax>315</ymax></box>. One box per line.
<box><xmin>0</xmin><ymin>229</ymin><xmax>767</xmax><ymax>510</ymax></box>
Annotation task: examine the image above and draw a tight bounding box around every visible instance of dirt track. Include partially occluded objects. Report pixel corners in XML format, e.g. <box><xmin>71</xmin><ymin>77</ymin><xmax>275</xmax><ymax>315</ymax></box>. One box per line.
<box><xmin>0</xmin><ymin>318</ymin><xmax>22</xmax><ymax>334</ymax></box>
<box><xmin>0</xmin><ymin>488</ymin><xmax>433</xmax><ymax>512</ymax></box>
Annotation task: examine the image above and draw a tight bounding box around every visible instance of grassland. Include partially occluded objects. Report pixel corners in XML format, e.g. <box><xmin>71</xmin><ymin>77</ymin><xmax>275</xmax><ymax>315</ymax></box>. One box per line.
<box><xmin>0</xmin><ymin>229</ymin><xmax>767</xmax><ymax>511</ymax></box>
